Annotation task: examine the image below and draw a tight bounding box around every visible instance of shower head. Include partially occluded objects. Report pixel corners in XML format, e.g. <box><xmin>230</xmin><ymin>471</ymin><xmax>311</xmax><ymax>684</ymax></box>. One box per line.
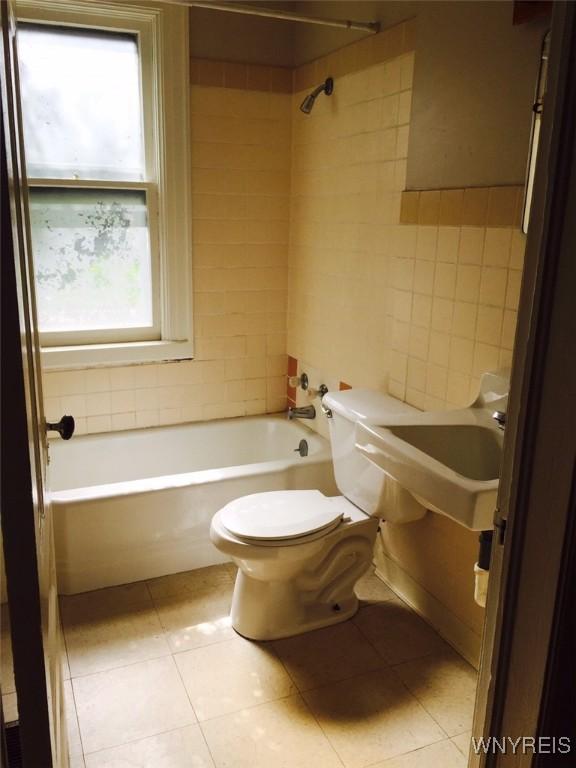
<box><xmin>299</xmin><ymin>77</ymin><xmax>334</xmax><ymax>114</ymax></box>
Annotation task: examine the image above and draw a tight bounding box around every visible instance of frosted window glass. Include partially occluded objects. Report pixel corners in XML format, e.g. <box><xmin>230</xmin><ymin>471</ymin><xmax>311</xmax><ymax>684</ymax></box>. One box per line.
<box><xmin>18</xmin><ymin>25</ymin><xmax>144</xmax><ymax>180</ymax></box>
<box><xmin>29</xmin><ymin>189</ymin><xmax>153</xmax><ymax>332</ymax></box>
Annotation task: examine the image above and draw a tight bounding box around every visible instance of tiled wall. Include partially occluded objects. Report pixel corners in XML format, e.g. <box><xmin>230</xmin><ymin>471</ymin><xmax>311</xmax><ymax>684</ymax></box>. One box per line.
<box><xmin>286</xmin><ymin>24</ymin><xmax>527</xmax><ymax>661</ymax></box>
<box><xmin>288</xmin><ymin>63</ymin><xmax>526</xmax><ymax>413</ymax></box>
<box><xmin>44</xmin><ymin>81</ymin><xmax>292</xmax><ymax>435</ymax></box>
<box><xmin>288</xmin><ymin>47</ymin><xmax>415</xmax><ymax>398</ymax></box>
<box><xmin>38</xmin><ymin>16</ymin><xmax>530</xmax><ymax>659</ymax></box>
<box><xmin>387</xmin><ymin>210</ymin><xmax>525</xmax><ymax>411</ymax></box>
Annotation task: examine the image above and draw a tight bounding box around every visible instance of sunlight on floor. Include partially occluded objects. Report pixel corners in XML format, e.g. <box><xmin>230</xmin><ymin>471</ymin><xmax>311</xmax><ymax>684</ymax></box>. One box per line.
<box><xmin>59</xmin><ymin>564</ymin><xmax>476</xmax><ymax>768</ymax></box>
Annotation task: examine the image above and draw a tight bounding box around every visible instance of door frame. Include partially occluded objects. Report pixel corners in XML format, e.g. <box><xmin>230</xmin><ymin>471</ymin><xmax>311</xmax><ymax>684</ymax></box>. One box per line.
<box><xmin>472</xmin><ymin>1</ymin><xmax>576</xmax><ymax>765</ymax></box>
<box><xmin>1</xmin><ymin>1</ymin><xmax>64</xmax><ymax>764</ymax></box>
<box><xmin>1</xmin><ymin>90</ymin><xmax>54</xmax><ymax>768</ymax></box>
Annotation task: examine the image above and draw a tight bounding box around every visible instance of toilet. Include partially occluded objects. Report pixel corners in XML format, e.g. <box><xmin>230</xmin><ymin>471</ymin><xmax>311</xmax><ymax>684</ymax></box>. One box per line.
<box><xmin>210</xmin><ymin>389</ymin><xmax>426</xmax><ymax>641</ymax></box>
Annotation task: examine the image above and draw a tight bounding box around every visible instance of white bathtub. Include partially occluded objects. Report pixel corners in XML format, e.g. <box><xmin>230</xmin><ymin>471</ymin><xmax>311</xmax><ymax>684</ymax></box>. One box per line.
<box><xmin>49</xmin><ymin>415</ymin><xmax>337</xmax><ymax>594</ymax></box>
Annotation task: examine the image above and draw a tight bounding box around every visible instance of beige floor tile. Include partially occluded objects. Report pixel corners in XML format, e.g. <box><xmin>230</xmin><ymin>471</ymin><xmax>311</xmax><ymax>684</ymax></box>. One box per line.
<box><xmin>147</xmin><ymin>564</ymin><xmax>233</xmax><ymax>601</ymax></box>
<box><xmin>2</xmin><ymin>693</ymin><xmax>18</xmax><ymax>723</ymax></box>
<box><xmin>201</xmin><ymin>694</ymin><xmax>342</xmax><ymax>768</ymax></box>
<box><xmin>355</xmin><ymin>570</ymin><xmax>396</xmax><ymax>605</ymax></box>
<box><xmin>393</xmin><ymin>651</ymin><xmax>477</xmax><ymax>737</ymax></box>
<box><xmin>273</xmin><ymin>620</ymin><xmax>385</xmax><ymax>692</ymax></box>
<box><xmin>73</xmin><ymin>656</ymin><xmax>196</xmax><ymax>753</ymax></box>
<box><xmin>451</xmin><ymin>731</ymin><xmax>472</xmax><ymax>757</ymax></box>
<box><xmin>1</xmin><ymin>606</ymin><xmax>15</xmax><ymax>694</ymax></box>
<box><xmin>61</xmin><ymin>582</ymin><xmax>152</xmax><ymax>614</ymax></box>
<box><xmin>353</xmin><ymin>598</ymin><xmax>450</xmax><ymax>664</ymax></box>
<box><xmin>369</xmin><ymin>740</ymin><xmax>467</xmax><ymax>767</ymax></box>
<box><xmin>175</xmin><ymin>636</ymin><xmax>296</xmax><ymax>721</ymax></box>
<box><xmin>303</xmin><ymin>668</ymin><xmax>445</xmax><ymax>768</ymax></box>
<box><xmin>84</xmin><ymin>724</ymin><xmax>215</xmax><ymax>768</ymax></box>
<box><xmin>64</xmin><ymin>679</ymin><xmax>83</xmax><ymax>757</ymax></box>
<box><xmin>70</xmin><ymin>756</ymin><xmax>86</xmax><ymax>768</ymax></box>
<box><xmin>153</xmin><ymin>584</ymin><xmax>235</xmax><ymax>653</ymax></box>
<box><xmin>62</xmin><ymin>598</ymin><xmax>171</xmax><ymax>678</ymax></box>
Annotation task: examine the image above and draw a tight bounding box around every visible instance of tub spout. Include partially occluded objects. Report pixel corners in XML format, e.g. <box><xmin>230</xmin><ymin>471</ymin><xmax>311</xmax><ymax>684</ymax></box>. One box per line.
<box><xmin>288</xmin><ymin>405</ymin><xmax>316</xmax><ymax>420</ymax></box>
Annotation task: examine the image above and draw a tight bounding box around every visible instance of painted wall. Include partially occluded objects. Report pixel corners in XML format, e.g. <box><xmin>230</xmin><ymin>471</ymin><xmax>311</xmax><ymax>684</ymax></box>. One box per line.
<box><xmin>43</xmin><ymin>69</ymin><xmax>292</xmax><ymax>433</ymax></box>
<box><xmin>189</xmin><ymin>3</ymin><xmax>295</xmax><ymax>67</ymax></box>
<box><xmin>292</xmin><ymin>0</ymin><xmax>547</xmax><ymax>188</ymax></box>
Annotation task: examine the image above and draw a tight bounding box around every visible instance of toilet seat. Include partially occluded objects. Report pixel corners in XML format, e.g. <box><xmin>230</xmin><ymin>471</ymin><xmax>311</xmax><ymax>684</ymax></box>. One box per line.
<box><xmin>219</xmin><ymin>490</ymin><xmax>351</xmax><ymax>546</ymax></box>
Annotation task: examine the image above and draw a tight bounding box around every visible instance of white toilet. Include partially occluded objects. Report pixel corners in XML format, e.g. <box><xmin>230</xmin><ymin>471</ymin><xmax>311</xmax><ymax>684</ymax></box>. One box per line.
<box><xmin>210</xmin><ymin>389</ymin><xmax>426</xmax><ymax>641</ymax></box>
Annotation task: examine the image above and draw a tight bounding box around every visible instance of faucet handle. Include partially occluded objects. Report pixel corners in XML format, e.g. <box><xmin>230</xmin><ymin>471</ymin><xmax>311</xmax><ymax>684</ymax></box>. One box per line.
<box><xmin>492</xmin><ymin>410</ymin><xmax>506</xmax><ymax>429</ymax></box>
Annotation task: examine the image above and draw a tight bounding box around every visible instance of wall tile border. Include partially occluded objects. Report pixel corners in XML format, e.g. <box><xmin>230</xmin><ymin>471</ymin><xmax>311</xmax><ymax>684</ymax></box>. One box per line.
<box><xmin>400</xmin><ymin>186</ymin><xmax>524</xmax><ymax>228</ymax></box>
<box><xmin>191</xmin><ymin>58</ymin><xmax>293</xmax><ymax>93</ymax></box>
<box><xmin>190</xmin><ymin>18</ymin><xmax>416</xmax><ymax>94</ymax></box>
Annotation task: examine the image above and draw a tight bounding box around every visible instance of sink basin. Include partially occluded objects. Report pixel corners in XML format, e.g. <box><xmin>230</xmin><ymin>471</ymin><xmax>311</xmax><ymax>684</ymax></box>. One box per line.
<box><xmin>388</xmin><ymin>424</ymin><xmax>502</xmax><ymax>481</ymax></box>
<box><xmin>355</xmin><ymin>414</ymin><xmax>504</xmax><ymax>530</ymax></box>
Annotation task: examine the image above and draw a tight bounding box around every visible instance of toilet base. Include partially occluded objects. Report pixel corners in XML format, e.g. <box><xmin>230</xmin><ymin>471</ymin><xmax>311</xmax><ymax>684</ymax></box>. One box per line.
<box><xmin>229</xmin><ymin>554</ymin><xmax>365</xmax><ymax>641</ymax></box>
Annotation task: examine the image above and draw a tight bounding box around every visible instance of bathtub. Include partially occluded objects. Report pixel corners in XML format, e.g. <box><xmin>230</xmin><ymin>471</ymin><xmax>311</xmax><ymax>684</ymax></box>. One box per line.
<box><xmin>49</xmin><ymin>415</ymin><xmax>338</xmax><ymax>594</ymax></box>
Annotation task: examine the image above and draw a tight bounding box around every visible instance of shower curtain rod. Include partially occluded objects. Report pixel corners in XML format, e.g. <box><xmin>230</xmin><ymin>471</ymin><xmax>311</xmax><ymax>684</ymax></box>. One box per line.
<box><xmin>170</xmin><ymin>1</ymin><xmax>380</xmax><ymax>34</ymax></box>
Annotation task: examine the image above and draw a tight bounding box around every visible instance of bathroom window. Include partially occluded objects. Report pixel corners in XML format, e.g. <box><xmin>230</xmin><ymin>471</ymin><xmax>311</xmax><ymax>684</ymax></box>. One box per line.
<box><xmin>17</xmin><ymin>2</ymin><xmax>192</xmax><ymax>368</ymax></box>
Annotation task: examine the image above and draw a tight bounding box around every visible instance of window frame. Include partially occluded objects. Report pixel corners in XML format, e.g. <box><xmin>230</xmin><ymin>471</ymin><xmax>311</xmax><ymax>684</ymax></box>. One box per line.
<box><xmin>17</xmin><ymin>0</ymin><xmax>193</xmax><ymax>369</ymax></box>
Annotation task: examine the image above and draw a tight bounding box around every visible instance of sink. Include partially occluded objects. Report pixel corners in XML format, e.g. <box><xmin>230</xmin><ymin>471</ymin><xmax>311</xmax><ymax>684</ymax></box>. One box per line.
<box><xmin>388</xmin><ymin>424</ymin><xmax>502</xmax><ymax>481</ymax></box>
<box><xmin>355</xmin><ymin>413</ymin><xmax>504</xmax><ymax>531</ymax></box>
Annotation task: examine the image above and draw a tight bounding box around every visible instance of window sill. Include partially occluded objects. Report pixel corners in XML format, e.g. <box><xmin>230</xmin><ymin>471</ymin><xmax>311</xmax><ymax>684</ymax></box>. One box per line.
<box><xmin>41</xmin><ymin>339</ymin><xmax>194</xmax><ymax>371</ymax></box>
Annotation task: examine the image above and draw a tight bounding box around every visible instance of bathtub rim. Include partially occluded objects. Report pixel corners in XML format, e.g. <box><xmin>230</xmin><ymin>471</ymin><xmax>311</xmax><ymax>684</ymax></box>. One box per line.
<box><xmin>50</xmin><ymin>420</ymin><xmax>332</xmax><ymax>504</ymax></box>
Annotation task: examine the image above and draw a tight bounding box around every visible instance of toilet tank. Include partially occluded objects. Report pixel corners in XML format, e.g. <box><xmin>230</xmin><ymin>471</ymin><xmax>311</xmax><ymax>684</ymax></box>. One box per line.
<box><xmin>323</xmin><ymin>389</ymin><xmax>425</xmax><ymax>522</ymax></box>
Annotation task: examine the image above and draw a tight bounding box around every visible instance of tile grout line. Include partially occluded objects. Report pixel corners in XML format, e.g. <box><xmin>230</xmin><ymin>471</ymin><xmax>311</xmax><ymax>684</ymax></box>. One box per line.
<box><xmin>63</xmin><ymin>568</ymin><xmax>463</xmax><ymax>763</ymax></box>
<box><xmin>157</xmin><ymin>564</ymin><xmax>251</xmax><ymax>768</ymax></box>
<box><xmin>386</xmin><ymin>662</ymin><xmax>452</xmax><ymax>741</ymax></box>
<box><xmin>293</xmin><ymin>691</ymin><xmax>347</xmax><ymax>768</ymax></box>
<box><xmin>360</xmin><ymin>737</ymin><xmax>466</xmax><ymax>768</ymax></box>
<box><xmin>82</xmin><ymin>722</ymin><xmax>209</xmax><ymax>763</ymax></box>
<box><xmin>59</xmin><ymin>611</ymin><xmax>87</xmax><ymax>761</ymax></box>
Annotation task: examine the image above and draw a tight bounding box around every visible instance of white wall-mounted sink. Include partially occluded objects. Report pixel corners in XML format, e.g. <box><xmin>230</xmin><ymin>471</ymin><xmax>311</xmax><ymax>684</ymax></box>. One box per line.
<box><xmin>355</xmin><ymin>406</ymin><xmax>505</xmax><ymax>531</ymax></box>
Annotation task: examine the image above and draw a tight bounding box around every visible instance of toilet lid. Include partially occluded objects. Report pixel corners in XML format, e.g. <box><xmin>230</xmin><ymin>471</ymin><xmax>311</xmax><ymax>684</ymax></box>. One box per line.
<box><xmin>219</xmin><ymin>490</ymin><xmax>344</xmax><ymax>541</ymax></box>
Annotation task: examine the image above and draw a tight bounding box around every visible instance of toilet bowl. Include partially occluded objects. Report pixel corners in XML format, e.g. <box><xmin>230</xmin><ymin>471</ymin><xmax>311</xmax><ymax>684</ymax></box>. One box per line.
<box><xmin>210</xmin><ymin>389</ymin><xmax>426</xmax><ymax>641</ymax></box>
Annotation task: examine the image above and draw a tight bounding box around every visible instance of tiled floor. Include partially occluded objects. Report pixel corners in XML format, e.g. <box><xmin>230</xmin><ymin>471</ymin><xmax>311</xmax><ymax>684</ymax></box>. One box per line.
<box><xmin>1</xmin><ymin>604</ymin><xmax>18</xmax><ymax>723</ymax></box>
<box><xmin>59</xmin><ymin>564</ymin><xmax>476</xmax><ymax>768</ymax></box>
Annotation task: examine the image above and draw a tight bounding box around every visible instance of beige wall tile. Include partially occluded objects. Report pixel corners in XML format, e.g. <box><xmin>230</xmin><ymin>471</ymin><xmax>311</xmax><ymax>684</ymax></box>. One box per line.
<box><xmin>400</xmin><ymin>191</ymin><xmax>419</xmax><ymax>224</ymax></box>
<box><xmin>479</xmin><ymin>267</ymin><xmax>507</xmax><ymax>307</ymax></box>
<box><xmin>433</xmin><ymin>263</ymin><xmax>457</xmax><ymax>300</ymax></box>
<box><xmin>437</xmin><ymin>227</ymin><xmax>460</xmax><ymax>263</ymax></box>
<box><xmin>487</xmin><ymin>186</ymin><xmax>518</xmax><ymax>227</ymax></box>
<box><xmin>418</xmin><ymin>191</ymin><xmax>440</xmax><ymax>226</ymax></box>
<box><xmin>439</xmin><ymin>190</ymin><xmax>464</xmax><ymax>227</ymax></box>
<box><xmin>458</xmin><ymin>227</ymin><xmax>485</xmax><ymax>265</ymax></box>
<box><xmin>452</xmin><ymin>302</ymin><xmax>478</xmax><ymax>340</ymax></box>
<box><xmin>461</xmin><ymin>187</ymin><xmax>488</xmax><ymax>227</ymax></box>
<box><xmin>415</xmin><ymin>227</ymin><xmax>437</xmax><ymax>261</ymax></box>
<box><xmin>455</xmin><ymin>265</ymin><xmax>481</xmax><ymax>304</ymax></box>
<box><xmin>476</xmin><ymin>306</ymin><xmax>504</xmax><ymax>345</ymax></box>
<box><xmin>483</xmin><ymin>228</ymin><xmax>512</xmax><ymax>267</ymax></box>
<box><xmin>506</xmin><ymin>269</ymin><xmax>522</xmax><ymax>309</ymax></box>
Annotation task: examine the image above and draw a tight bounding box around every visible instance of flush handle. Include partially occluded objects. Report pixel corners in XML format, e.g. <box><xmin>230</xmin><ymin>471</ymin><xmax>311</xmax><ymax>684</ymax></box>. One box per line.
<box><xmin>46</xmin><ymin>415</ymin><xmax>75</xmax><ymax>440</ymax></box>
